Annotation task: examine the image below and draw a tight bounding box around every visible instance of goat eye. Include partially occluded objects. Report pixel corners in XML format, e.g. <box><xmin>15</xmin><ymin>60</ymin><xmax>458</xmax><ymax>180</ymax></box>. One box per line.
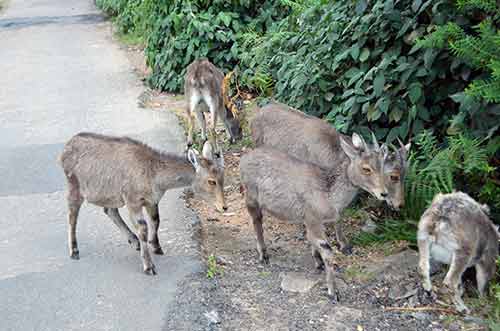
<box><xmin>208</xmin><ymin>180</ymin><xmax>217</xmax><ymax>186</ymax></box>
<box><xmin>362</xmin><ymin>167</ymin><xmax>372</xmax><ymax>175</ymax></box>
<box><xmin>390</xmin><ymin>175</ymin><xmax>400</xmax><ymax>182</ymax></box>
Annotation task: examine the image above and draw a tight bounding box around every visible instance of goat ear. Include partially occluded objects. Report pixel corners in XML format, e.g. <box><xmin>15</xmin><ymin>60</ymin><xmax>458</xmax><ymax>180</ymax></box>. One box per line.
<box><xmin>340</xmin><ymin>135</ymin><xmax>359</xmax><ymax>160</ymax></box>
<box><xmin>380</xmin><ymin>144</ymin><xmax>389</xmax><ymax>161</ymax></box>
<box><xmin>216</xmin><ymin>150</ymin><xmax>225</xmax><ymax>169</ymax></box>
<box><xmin>397</xmin><ymin>138</ymin><xmax>411</xmax><ymax>160</ymax></box>
<box><xmin>202</xmin><ymin>141</ymin><xmax>214</xmax><ymax>160</ymax></box>
<box><xmin>352</xmin><ymin>133</ymin><xmax>367</xmax><ymax>151</ymax></box>
<box><xmin>187</xmin><ymin>149</ymin><xmax>200</xmax><ymax>171</ymax></box>
<box><xmin>371</xmin><ymin>132</ymin><xmax>380</xmax><ymax>151</ymax></box>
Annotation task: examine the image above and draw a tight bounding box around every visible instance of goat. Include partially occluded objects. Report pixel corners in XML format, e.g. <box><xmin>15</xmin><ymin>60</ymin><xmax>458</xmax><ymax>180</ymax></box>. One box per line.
<box><xmin>60</xmin><ymin>132</ymin><xmax>226</xmax><ymax>275</ymax></box>
<box><xmin>250</xmin><ymin>102</ymin><xmax>410</xmax><ymax>252</ymax></box>
<box><xmin>184</xmin><ymin>58</ymin><xmax>242</xmax><ymax>146</ymax></box>
<box><xmin>418</xmin><ymin>192</ymin><xmax>499</xmax><ymax>313</ymax></box>
<box><xmin>240</xmin><ymin>131</ymin><xmax>396</xmax><ymax>298</ymax></box>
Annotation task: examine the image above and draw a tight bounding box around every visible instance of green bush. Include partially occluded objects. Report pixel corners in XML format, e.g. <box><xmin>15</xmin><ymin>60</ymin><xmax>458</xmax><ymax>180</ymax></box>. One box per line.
<box><xmin>241</xmin><ymin>0</ymin><xmax>500</xmax><ymax>142</ymax></box>
<box><xmin>144</xmin><ymin>1</ymin><xmax>289</xmax><ymax>91</ymax></box>
<box><xmin>417</xmin><ymin>0</ymin><xmax>500</xmax><ymax>137</ymax></box>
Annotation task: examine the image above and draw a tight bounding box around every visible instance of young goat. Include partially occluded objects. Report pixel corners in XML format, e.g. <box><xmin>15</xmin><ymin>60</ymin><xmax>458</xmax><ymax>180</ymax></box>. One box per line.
<box><xmin>184</xmin><ymin>58</ymin><xmax>242</xmax><ymax>146</ymax></box>
<box><xmin>418</xmin><ymin>192</ymin><xmax>499</xmax><ymax>313</ymax></box>
<box><xmin>251</xmin><ymin>102</ymin><xmax>410</xmax><ymax>252</ymax></box>
<box><xmin>240</xmin><ymin>132</ymin><xmax>396</xmax><ymax>298</ymax></box>
<box><xmin>60</xmin><ymin>133</ymin><xmax>226</xmax><ymax>275</ymax></box>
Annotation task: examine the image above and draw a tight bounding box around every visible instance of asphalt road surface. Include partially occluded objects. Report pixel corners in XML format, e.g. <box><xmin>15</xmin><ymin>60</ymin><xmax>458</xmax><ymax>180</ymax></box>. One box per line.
<box><xmin>0</xmin><ymin>1</ymin><xmax>203</xmax><ymax>330</ymax></box>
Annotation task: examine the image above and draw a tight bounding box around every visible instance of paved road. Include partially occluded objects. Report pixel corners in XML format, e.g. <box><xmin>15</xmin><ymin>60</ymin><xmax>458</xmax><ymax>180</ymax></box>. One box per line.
<box><xmin>0</xmin><ymin>1</ymin><xmax>202</xmax><ymax>330</ymax></box>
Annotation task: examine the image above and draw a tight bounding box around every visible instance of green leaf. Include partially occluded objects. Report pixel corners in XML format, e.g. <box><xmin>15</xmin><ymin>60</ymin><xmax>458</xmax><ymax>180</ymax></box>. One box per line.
<box><xmin>351</xmin><ymin>45</ymin><xmax>360</xmax><ymax>60</ymax></box>
<box><xmin>389</xmin><ymin>108</ymin><xmax>403</xmax><ymax>122</ymax></box>
<box><xmin>375</xmin><ymin>97</ymin><xmax>390</xmax><ymax>114</ymax></box>
<box><xmin>386</xmin><ymin>127</ymin><xmax>401</xmax><ymax>144</ymax></box>
<box><xmin>325</xmin><ymin>92</ymin><xmax>335</xmax><ymax>101</ymax></box>
<box><xmin>418</xmin><ymin>106</ymin><xmax>430</xmax><ymax>121</ymax></box>
<box><xmin>409</xmin><ymin>83</ymin><xmax>423</xmax><ymax>104</ymax></box>
<box><xmin>410</xmin><ymin>105</ymin><xmax>418</xmax><ymax>120</ymax></box>
<box><xmin>373</xmin><ymin>72</ymin><xmax>385</xmax><ymax>97</ymax></box>
<box><xmin>218</xmin><ymin>12</ymin><xmax>232</xmax><ymax>27</ymax></box>
<box><xmin>359</xmin><ymin>48</ymin><xmax>370</xmax><ymax>62</ymax></box>
<box><xmin>412</xmin><ymin>0</ymin><xmax>422</xmax><ymax>12</ymax></box>
<box><xmin>355</xmin><ymin>0</ymin><xmax>368</xmax><ymax>14</ymax></box>
<box><xmin>424</xmin><ymin>49</ymin><xmax>437</xmax><ymax>70</ymax></box>
<box><xmin>348</xmin><ymin>72</ymin><xmax>364</xmax><ymax>87</ymax></box>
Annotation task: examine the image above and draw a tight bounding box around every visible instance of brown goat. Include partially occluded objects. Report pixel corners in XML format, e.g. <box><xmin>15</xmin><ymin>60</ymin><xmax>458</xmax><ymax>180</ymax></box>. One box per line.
<box><xmin>60</xmin><ymin>133</ymin><xmax>226</xmax><ymax>275</ymax></box>
<box><xmin>240</xmin><ymin>130</ymin><xmax>393</xmax><ymax>298</ymax></box>
<box><xmin>184</xmin><ymin>58</ymin><xmax>242</xmax><ymax>146</ymax></box>
<box><xmin>418</xmin><ymin>192</ymin><xmax>499</xmax><ymax>313</ymax></box>
<box><xmin>250</xmin><ymin>102</ymin><xmax>410</xmax><ymax>252</ymax></box>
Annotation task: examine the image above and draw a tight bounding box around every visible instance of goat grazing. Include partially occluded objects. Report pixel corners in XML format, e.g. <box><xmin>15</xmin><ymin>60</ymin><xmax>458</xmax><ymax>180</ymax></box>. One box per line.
<box><xmin>418</xmin><ymin>192</ymin><xmax>499</xmax><ymax>313</ymax></box>
<box><xmin>60</xmin><ymin>133</ymin><xmax>226</xmax><ymax>275</ymax></box>
<box><xmin>240</xmin><ymin>130</ymin><xmax>398</xmax><ymax>298</ymax></box>
<box><xmin>184</xmin><ymin>58</ymin><xmax>242</xmax><ymax>146</ymax></box>
<box><xmin>250</xmin><ymin>102</ymin><xmax>410</xmax><ymax>252</ymax></box>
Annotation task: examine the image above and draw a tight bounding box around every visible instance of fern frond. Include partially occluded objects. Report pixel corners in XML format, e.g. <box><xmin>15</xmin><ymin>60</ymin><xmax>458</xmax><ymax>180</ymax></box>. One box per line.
<box><xmin>450</xmin><ymin>36</ymin><xmax>497</xmax><ymax>69</ymax></box>
<box><xmin>417</xmin><ymin>22</ymin><xmax>465</xmax><ymax>49</ymax></box>
<box><xmin>466</xmin><ymin>78</ymin><xmax>500</xmax><ymax>102</ymax></box>
<box><xmin>456</xmin><ymin>0</ymin><xmax>497</xmax><ymax>12</ymax></box>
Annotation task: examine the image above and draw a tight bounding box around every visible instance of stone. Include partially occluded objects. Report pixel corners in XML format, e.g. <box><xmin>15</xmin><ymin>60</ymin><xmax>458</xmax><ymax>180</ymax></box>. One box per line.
<box><xmin>361</xmin><ymin>219</ymin><xmax>377</xmax><ymax>234</ymax></box>
<box><xmin>204</xmin><ymin>310</ymin><xmax>221</xmax><ymax>325</ymax></box>
<box><xmin>280</xmin><ymin>272</ymin><xmax>321</xmax><ymax>293</ymax></box>
<box><xmin>326</xmin><ymin>306</ymin><xmax>365</xmax><ymax>331</ymax></box>
<box><xmin>364</xmin><ymin>249</ymin><xmax>419</xmax><ymax>282</ymax></box>
<box><xmin>331</xmin><ymin>306</ymin><xmax>364</xmax><ymax>320</ymax></box>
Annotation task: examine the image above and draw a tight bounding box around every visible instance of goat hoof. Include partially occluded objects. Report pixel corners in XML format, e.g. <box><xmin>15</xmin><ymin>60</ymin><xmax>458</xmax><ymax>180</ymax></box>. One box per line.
<box><xmin>340</xmin><ymin>244</ymin><xmax>353</xmax><ymax>255</ymax></box>
<box><xmin>328</xmin><ymin>290</ymin><xmax>340</xmax><ymax>304</ymax></box>
<box><xmin>128</xmin><ymin>236</ymin><xmax>140</xmax><ymax>251</ymax></box>
<box><xmin>144</xmin><ymin>265</ymin><xmax>157</xmax><ymax>276</ymax></box>
<box><xmin>153</xmin><ymin>247</ymin><xmax>164</xmax><ymax>255</ymax></box>
<box><xmin>315</xmin><ymin>263</ymin><xmax>325</xmax><ymax>271</ymax></box>
<box><xmin>70</xmin><ymin>250</ymin><xmax>80</xmax><ymax>260</ymax></box>
<box><xmin>456</xmin><ymin>304</ymin><xmax>470</xmax><ymax>315</ymax></box>
<box><xmin>259</xmin><ymin>253</ymin><xmax>270</xmax><ymax>265</ymax></box>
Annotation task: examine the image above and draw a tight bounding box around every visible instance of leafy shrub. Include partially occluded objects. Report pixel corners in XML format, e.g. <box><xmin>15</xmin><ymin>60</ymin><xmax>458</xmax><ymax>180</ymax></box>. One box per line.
<box><xmin>95</xmin><ymin>0</ymin><xmax>157</xmax><ymax>38</ymax></box>
<box><xmin>417</xmin><ymin>0</ymin><xmax>500</xmax><ymax>137</ymax></box>
<box><xmin>240</xmin><ymin>0</ymin><xmax>500</xmax><ymax>142</ymax></box>
<box><xmin>144</xmin><ymin>1</ymin><xmax>289</xmax><ymax>91</ymax></box>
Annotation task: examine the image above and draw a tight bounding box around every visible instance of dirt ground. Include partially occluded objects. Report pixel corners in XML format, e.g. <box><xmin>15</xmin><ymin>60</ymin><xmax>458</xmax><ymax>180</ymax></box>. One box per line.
<box><xmin>119</xmin><ymin>39</ymin><xmax>493</xmax><ymax>331</ymax></box>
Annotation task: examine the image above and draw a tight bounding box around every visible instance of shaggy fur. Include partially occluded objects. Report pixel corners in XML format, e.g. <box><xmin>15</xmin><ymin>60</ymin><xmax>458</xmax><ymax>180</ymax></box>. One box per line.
<box><xmin>418</xmin><ymin>192</ymin><xmax>499</xmax><ymax>313</ymax></box>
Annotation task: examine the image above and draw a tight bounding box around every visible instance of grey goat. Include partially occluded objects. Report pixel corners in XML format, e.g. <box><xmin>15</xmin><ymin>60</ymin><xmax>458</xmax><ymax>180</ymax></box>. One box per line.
<box><xmin>184</xmin><ymin>58</ymin><xmax>242</xmax><ymax>146</ymax></box>
<box><xmin>418</xmin><ymin>192</ymin><xmax>499</xmax><ymax>313</ymax></box>
<box><xmin>60</xmin><ymin>133</ymin><xmax>226</xmax><ymax>275</ymax></box>
<box><xmin>250</xmin><ymin>102</ymin><xmax>410</xmax><ymax>252</ymax></box>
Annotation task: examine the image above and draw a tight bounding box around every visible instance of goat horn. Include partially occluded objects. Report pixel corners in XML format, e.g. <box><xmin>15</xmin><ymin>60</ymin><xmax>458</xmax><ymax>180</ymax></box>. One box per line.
<box><xmin>371</xmin><ymin>132</ymin><xmax>380</xmax><ymax>151</ymax></box>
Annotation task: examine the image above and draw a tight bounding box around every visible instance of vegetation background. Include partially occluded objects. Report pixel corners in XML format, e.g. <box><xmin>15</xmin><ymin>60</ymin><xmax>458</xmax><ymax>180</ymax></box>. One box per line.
<box><xmin>95</xmin><ymin>0</ymin><xmax>499</xmax><ymax>325</ymax></box>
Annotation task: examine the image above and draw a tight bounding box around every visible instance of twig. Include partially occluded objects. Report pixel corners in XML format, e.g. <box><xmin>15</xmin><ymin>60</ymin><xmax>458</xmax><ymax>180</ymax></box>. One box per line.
<box><xmin>463</xmin><ymin>327</ymin><xmax>488</xmax><ymax>331</ymax></box>
<box><xmin>384</xmin><ymin>306</ymin><xmax>459</xmax><ymax>315</ymax></box>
